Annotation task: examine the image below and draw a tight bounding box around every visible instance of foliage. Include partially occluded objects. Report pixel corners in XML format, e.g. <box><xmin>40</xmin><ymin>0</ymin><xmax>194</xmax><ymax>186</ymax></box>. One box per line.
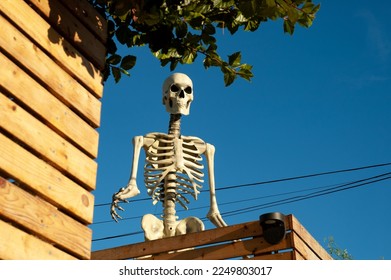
<box><xmin>90</xmin><ymin>0</ymin><xmax>320</xmax><ymax>86</ymax></box>
<box><xmin>325</xmin><ymin>236</ymin><xmax>353</xmax><ymax>260</ymax></box>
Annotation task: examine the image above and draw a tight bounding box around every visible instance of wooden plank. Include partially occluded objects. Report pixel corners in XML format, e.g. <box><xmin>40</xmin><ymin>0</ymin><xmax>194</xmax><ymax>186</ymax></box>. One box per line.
<box><xmin>292</xmin><ymin>249</ymin><xmax>306</xmax><ymax>260</ymax></box>
<box><xmin>0</xmin><ymin>92</ymin><xmax>97</xmax><ymax>190</ymax></box>
<box><xmin>0</xmin><ymin>0</ymin><xmax>104</xmax><ymax>98</ymax></box>
<box><xmin>289</xmin><ymin>215</ymin><xmax>332</xmax><ymax>260</ymax></box>
<box><xmin>291</xmin><ymin>231</ymin><xmax>320</xmax><ymax>260</ymax></box>
<box><xmin>0</xmin><ymin>15</ymin><xmax>101</xmax><ymax>128</ymax></box>
<box><xmin>92</xmin><ymin>221</ymin><xmax>263</xmax><ymax>260</ymax></box>
<box><xmin>251</xmin><ymin>251</ymin><xmax>294</xmax><ymax>260</ymax></box>
<box><xmin>59</xmin><ymin>0</ymin><xmax>107</xmax><ymax>43</ymax></box>
<box><xmin>26</xmin><ymin>0</ymin><xmax>106</xmax><ymax>70</ymax></box>
<box><xmin>148</xmin><ymin>237</ymin><xmax>291</xmax><ymax>260</ymax></box>
<box><xmin>0</xmin><ymin>52</ymin><xmax>98</xmax><ymax>158</ymax></box>
<box><xmin>0</xmin><ymin>219</ymin><xmax>77</xmax><ymax>260</ymax></box>
<box><xmin>0</xmin><ymin>178</ymin><xmax>91</xmax><ymax>259</ymax></box>
<box><xmin>0</xmin><ymin>133</ymin><xmax>94</xmax><ymax>224</ymax></box>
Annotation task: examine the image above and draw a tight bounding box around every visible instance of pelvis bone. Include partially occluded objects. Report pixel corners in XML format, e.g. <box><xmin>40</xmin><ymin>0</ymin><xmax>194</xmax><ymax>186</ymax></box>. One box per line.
<box><xmin>141</xmin><ymin>214</ymin><xmax>205</xmax><ymax>241</ymax></box>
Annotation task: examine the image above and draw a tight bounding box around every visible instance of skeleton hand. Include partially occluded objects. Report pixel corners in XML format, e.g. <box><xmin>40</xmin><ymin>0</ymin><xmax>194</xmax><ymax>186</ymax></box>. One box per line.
<box><xmin>207</xmin><ymin>205</ymin><xmax>227</xmax><ymax>228</ymax></box>
<box><xmin>110</xmin><ymin>180</ymin><xmax>140</xmax><ymax>222</ymax></box>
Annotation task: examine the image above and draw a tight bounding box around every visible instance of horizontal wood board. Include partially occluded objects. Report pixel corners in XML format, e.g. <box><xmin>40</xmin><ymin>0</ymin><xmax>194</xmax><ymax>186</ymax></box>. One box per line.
<box><xmin>0</xmin><ymin>177</ymin><xmax>91</xmax><ymax>259</ymax></box>
<box><xmin>0</xmin><ymin>219</ymin><xmax>77</xmax><ymax>260</ymax></box>
<box><xmin>0</xmin><ymin>52</ymin><xmax>99</xmax><ymax>158</ymax></box>
<box><xmin>26</xmin><ymin>0</ymin><xmax>106</xmax><ymax>71</ymax></box>
<box><xmin>0</xmin><ymin>0</ymin><xmax>104</xmax><ymax>98</ymax></box>
<box><xmin>0</xmin><ymin>92</ymin><xmax>97</xmax><ymax>190</ymax></box>
<box><xmin>92</xmin><ymin>215</ymin><xmax>332</xmax><ymax>260</ymax></box>
<box><xmin>0</xmin><ymin>15</ymin><xmax>101</xmax><ymax>127</ymax></box>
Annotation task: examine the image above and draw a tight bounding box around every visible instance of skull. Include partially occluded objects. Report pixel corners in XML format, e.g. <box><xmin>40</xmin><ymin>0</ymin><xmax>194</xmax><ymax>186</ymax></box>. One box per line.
<box><xmin>162</xmin><ymin>73</ymin><xmax>193</xmax><ymax>115</ymax></box>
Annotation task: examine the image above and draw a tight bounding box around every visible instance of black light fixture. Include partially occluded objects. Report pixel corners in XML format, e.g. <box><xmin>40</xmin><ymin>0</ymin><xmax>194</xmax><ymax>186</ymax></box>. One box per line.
<box><xmin>259</xmin><ymin>212</ymin><xmax>286</xmax><ymax>245</ymax></box>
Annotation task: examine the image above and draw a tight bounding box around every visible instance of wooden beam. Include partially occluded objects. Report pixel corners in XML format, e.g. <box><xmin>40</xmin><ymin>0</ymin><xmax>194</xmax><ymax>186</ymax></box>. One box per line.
<box><xmin>0</xmin><ymin>15</ymin><xmax>101</xmax><ymax>127</ymax></box>
<box><xmin>0</xmin><ymin>133</ymin><xmax>94</xmax><ymax>224</ymax></box>
<box><xmin>291</xmin><ymin>232</ymin><xmax>320</xmax><ymax>260</ymax></box>
<box><xmin>251</xmin><ymin>251</ymin><xmax>294</xmax><ymax>260</ymax></box>
<box><xmin>0</xmin><ymin>92</ymin><xmax>97</xmax><ymax>190</ymax></box>
<box><xmin>0</xmin><ymin>0</ymin><xmax>104</xmax><ymax>98</ymax></box>
<box><xmin>0</xmin><ymin>52</ymin><xmax>98</xmax><ymax>158</ymax></box>
<box><xmin>92</xmin><ymin>220</ymin><xmax>263</xmax><ymax>260</ymax></box>
<box><xmin>148</xmin><ymin>236</ymin><xmax>292</xmax><ymax>260</ymax></box>
<box><xmin>289</xmin><ymin>215</ymin><xmax>332</xmax><ymax>260</ymax></box>
<box><xmin>0</xmin><ymin>177</ymin><xmax>91</xmax><ymax>259</ymax></box>
<box><xmin>0</xmin><ymin>219</ymin><xmax>77</xmax><ymax>260</ymax></box>
<box><xmin>92</xmin><ymin>215</ymin><xmax>333</xmax><ymax>260</ymax></box>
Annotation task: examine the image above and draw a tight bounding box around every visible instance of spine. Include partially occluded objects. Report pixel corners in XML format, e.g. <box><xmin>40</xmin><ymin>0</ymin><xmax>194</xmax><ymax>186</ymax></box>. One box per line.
<box><xmin>163</xmin><ymin>114</ymin><xmax>181</xmax><ymax>237</ymax></box>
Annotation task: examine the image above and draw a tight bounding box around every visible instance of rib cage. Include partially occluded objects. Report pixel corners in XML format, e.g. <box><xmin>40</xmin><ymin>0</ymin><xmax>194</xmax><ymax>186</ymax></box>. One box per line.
<box><xmin>143</xmin><ymin>133</ymin><xmax>205</xmax><ymax>209</ymax></box>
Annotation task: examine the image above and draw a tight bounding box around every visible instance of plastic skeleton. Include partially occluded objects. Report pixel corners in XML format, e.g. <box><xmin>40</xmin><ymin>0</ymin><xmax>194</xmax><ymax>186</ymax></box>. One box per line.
<box><xmin>110</xmin><ymin>73</ymin><xmax>227</xmax><ymax>240</ymax></box>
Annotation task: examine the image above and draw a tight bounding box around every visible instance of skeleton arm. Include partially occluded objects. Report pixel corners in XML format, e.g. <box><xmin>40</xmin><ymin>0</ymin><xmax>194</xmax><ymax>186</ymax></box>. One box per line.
<box><xmin>205</xmin><ymin>143</ymin><xmax>227</xmax><ymax>227</ymax></box>
<box><xmin>111</xmin><ymin>136</ymin><xmax>143</xmax><ymax>222</ymax></box>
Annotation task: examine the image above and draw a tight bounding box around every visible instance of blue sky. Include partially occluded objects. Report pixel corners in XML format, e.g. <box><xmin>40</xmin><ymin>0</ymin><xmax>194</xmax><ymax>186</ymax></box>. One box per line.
<box><xmin>91</xmin><ymin>1</ymin><xmax>391</xmax><ymax>260</ymax></box>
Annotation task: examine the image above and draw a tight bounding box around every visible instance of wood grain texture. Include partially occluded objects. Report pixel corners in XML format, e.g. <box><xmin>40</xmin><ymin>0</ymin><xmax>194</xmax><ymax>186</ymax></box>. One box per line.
<box><xmin>0</xmin><ymin>0</ymin><xmax>104</xmax><ymax>98</ymax></box>
<box><xmin>289</xmin><ymin>215</ymin><xmax>333</xmax><ymax>260</ymax></box>
<box><xmin>0</xmin><ymin>133</ymin><xmax>94</xmax><ymax>224</ymax></box>
<box><xmin>92</xmin><ymin>220</ymin><xmax>263</xmax><ymax>260</ymax></box>
<box><xmin>92</xmin><ymin>215</ymin><xmax>333</xmax><ymax>260</ymax></box>
<box><xmin>59</xmin><ymin>0</ymin><xmax>107</xmax><ymax>43</ymax></box>
<box><xmin>0</xmin><ymin>15</ymin><xmax>101</xmax><ymax>127</ymax></box>
<box><xmin>0</xmin><ymin>92</ymin><xmax>97</xmax><ymax>190</ymax></box>
<box><xmin>0</xmin><ymin>52</ymin><xmax>99</xmax><ymax>158</ymax></box>
<box><xmin>0</xmin><ymin>177</ymin><xmax>91</xmax><ymax>259</ymax></box>
<box><xmin>0</xmin><ymin>219</ymin><xmax>77</xmax><ymax>260</ymax></box>
<box><xmin>26</xmin><ymin>0</ymin><xmax>106</xmax><ymax>70</ymax></box>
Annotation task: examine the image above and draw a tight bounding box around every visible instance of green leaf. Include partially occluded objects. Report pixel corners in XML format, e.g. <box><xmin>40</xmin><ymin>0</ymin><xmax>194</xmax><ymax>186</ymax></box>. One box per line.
<box><xmin>115</xmin><ymin>25</ymin><xmax>131</xmax><ymax>44</ymax></box>
<box><xmin>228</xmin><ymin>52</ymin><xmax>241</xmax><ymax>67</ymax></box>
<box><xmin>237</xmin><ymin>64</ymin><xmax>254</xmax><ymax>81</ymax></box>
<box><xmin>182</xmin><ymin>50</ymin><xmax>196</xmax><ymax>64</ymax></box>
<box><xmin>170</xmin><ymin>59</ymin><xmax>179</xmax><ymax>71</ymax></box>
<box><xmin>223</xmin><ymin>71</ymin><xmax>236</xmax><ymax>86</ymax></box>
<box><xmin>237</xmin><ymin>0</ymin><xmax>258</xmax><ymax>18</ymax></box>
<box><xmin>213</xmin><ymin>0</ymin><xmax>235</xmax><ymax>9</ymax></box>
<box><xmin>203</xmin><ymin>23</ymin><xmax>216</xmax><ymax>35</ymax></box>
<box><xmin>176</xmin><ymin>21</ymin><xmax>188</xmax><ymax>38</ymax></box>
<box><xmin>120</xmin><ymin>55</ymin><xmax>136</xmax><ymax>70</ymax></box>
<box><xmin>111</xmin><ymin>66</ymin><xmax>121</xmax><ymax>83</ymax></box>
<box><xmin>107</xmin><ymin>54</ymin><xmax>122</xmax><ymax>65</ymax></box>
<box><xmin>287</xmin><ymin>7</ymin><xmax>299</xmax><ymax>24</ymax></box>
<box><xmin>283</xmin><ymin>19</ymin><xmax>295</xmax><ymax>34</ymax></box>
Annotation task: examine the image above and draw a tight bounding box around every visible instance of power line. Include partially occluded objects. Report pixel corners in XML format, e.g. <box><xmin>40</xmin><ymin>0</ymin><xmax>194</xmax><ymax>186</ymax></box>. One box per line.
<box><xmin>91</xmin><ymin>171</ymin><xmax>391</xmax><ymax>242</ymax></box>
<box><xmin>222</xmin><ymin>172</ymin><xmax>391</xmax><ymax>218</ymax></box>
<box><xmin>92</xmin><ymin>180</ymin><xmax>347</xmax><ymax>225</ymax></box>
<box><xmin>93</xmin><ymin>231</ymin><xmax>144</xmax><ymax>242</ymax></box>
<box><xmin>93</xmin><ymin>162</ymin><xmax>391</xmax><ymax>207</ymax></box>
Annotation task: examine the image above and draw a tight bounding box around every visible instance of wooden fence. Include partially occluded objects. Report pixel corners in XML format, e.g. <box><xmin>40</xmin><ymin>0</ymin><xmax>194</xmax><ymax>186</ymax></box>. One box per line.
<box><xmin>0</xmin><ymin>0</ymin><xmax>106</xmax><ymax>259</ymax></box>
<box><xmin>92</xmin><ymin>214</ymin><xmax>332</xmax><ymax>260</ymax></box>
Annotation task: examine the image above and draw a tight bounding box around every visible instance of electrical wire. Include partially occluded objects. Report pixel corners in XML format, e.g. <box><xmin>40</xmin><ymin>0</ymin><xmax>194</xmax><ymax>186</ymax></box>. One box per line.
<box><xmin>91</xmin><ymin>169</ymin><xmax>391</xmax><ymax>242</ymax></box>
<box><xmin>221</xmin><ymin>172</ymin><xmax>391</xmax><ymax>218</ymax></box>
<box><xmin>93</xmin><ymin>162</ymin><xmax>391</xmax><ymax>207</ymax></box>
<box><xmin>92</xmin><ymin>180</ymin><xmax>349</xmax><ymax>225</ymax></box>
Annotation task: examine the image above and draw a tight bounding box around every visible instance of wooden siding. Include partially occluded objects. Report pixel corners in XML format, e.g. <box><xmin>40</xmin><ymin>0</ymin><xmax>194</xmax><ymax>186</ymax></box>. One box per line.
<box><xmin>91</xmin><ymin>214</ymin><xmax>333</xmax><ymax>260</ymax></box>
<box><xmin>0</xmin><ymin>0</ymin><xmax>106</xmax><ymax>259</ymax></box>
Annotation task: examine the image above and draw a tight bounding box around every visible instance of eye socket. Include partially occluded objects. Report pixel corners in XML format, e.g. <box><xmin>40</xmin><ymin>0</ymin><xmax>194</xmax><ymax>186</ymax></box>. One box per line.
<box><xmin>170</xmin><ymin>84</ymin><xmax>179</xmax><ymax>92</ymax></box>
<box><xmin>184</xmin><ymin>86</ymin><xmax>192</xmax><ymax>94</ymax></box>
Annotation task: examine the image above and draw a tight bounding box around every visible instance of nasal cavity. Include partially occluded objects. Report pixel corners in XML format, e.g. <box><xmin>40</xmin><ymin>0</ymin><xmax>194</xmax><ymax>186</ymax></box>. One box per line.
<box><xmin>179</xmin><ymin>90</ymin><xmax>185</xmax><ymax>98</ymax></box>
